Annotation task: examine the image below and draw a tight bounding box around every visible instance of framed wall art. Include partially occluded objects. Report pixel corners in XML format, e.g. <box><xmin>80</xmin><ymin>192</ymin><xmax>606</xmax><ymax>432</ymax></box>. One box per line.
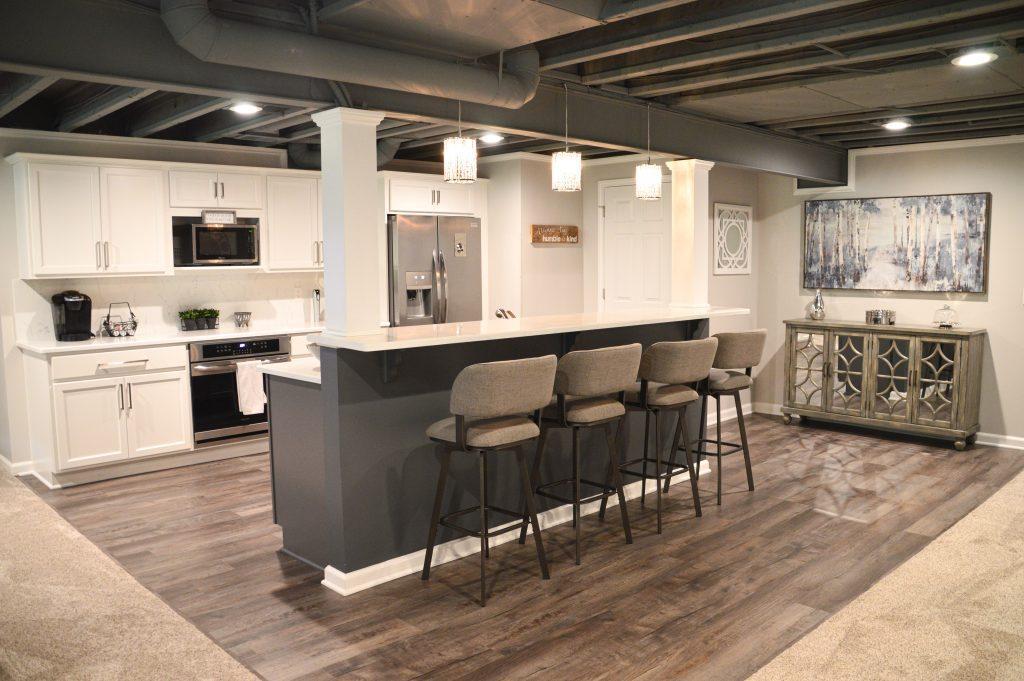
<box><xmin>803</xmin><ymin>193</ymin><xmax>990</xmax><ymax>293</ymax></box>
<box><xmin>714</xmin><ymin>203</ymin><xmax>752</xmax><ymax>275</ymax></box>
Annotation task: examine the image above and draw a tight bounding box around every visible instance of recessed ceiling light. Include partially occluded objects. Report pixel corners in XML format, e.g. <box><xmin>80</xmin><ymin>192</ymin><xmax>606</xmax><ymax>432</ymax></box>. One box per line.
<box><xmin>882</xmin><ymin>118</ymin><xmax>911</xmax><ymax>131</ymax></box>
<box><xmin>479</xmin><ymin>132</ymin><xmax>504</xmax><ymax>144</ymax></box>
<box><xmin>951</xmin><ymin>49</ymin><xmax>998</xmax><ymax>67</ymax></box>
<box><xmin>228</xmin><ymin>102</ymin><xmax>263</xmax><ymax>115</ymax></box>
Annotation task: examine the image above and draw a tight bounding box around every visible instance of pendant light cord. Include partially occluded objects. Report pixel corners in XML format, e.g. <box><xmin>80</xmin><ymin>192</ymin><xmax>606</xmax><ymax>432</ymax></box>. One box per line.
<box><xmin>564</xmin><ymin>83</ymin><xmax>569</xmax><ymax>152</ymax></box>
<box><xmin>458</xmin><ymin>100</ymin><xmax>462</xmax><ymax>136</ymax></box>
<box><xmin>646</xmin><ymin>103</ymin><xmax>651</xmax><ymax>164</ymax></box>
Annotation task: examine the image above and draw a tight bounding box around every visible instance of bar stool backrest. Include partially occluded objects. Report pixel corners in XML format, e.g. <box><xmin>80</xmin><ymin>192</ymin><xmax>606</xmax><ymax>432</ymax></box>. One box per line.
<box><xmin>555</xmin><ymin>343</ymin><xmax>642</xmax><ymax>398</ymax></box>
<box><xmin>450</xmin><ymin>355</ymin><xmax>557</xmax><ymax>419</ymax></box>
<box><xmin>639</xmin><ymin>338</ymin><xmax>718</xmax><ymax>385</ymax></box>
<box><xmin>712</xmin><ymin>329</ymin><xmax>768</xmax><ymax>370</ymax></box>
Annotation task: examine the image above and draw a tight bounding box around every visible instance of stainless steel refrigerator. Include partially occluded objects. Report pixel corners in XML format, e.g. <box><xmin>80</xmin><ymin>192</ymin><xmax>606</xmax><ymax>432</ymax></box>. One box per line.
<box><xmin>387</xmin><ymin>214</ymin><xmax>482</xmax><ymax>326</ymax></box>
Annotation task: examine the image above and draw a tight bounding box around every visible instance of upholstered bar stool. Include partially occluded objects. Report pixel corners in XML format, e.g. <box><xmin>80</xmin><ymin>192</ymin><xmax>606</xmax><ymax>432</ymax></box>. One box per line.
<box><xmin>517</xmin><ymin>344</ymin><xmax>641</xmax><ymax>565</ymax></box>
<box><xmin>671</xmin><ymin>330</ymin><xmax>767</xmax><ymax>506</ymax></box>
<box><xmin>421</xmin><ymin>355</ymin><xmax>557</xmax><ymax>607</ymax></box>
<box><xmin>603</xmin><ymin>338</ymin><xmax>718</xmax><ymax>533</ymax></box>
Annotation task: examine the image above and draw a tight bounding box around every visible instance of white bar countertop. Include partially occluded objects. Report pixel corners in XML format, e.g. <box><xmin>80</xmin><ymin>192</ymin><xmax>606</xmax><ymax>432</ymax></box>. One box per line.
<box><xmin>17</xmin><ymin>325</ymin><xmax>324</xmax><ymax>356</ymax></box>
<box><xmin>316</xmin><ymin>306</ymin><xmax>749</xmax><ymax>352</ymax></box>
<box><xmin>258</xmin><ymin>356</ymin><xmax>322</xmax><ymax>385</ymax></box>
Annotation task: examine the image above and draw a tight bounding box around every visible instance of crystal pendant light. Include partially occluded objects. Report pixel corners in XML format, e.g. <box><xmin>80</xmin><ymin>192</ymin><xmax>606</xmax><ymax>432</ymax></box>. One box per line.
<box><xmin>552</xmin><ymin>85</ymin><xmax>581</xmax><ymax>192</ymax></box>
<box><xmin>443</xmin><ymin>101</ymin><xmax>476</xmax><ymax>184</ymax></box>
<box><xmin>635</xmin><ymin>104</ymin><xmax>662</xmax><ymax>200</ymax></box>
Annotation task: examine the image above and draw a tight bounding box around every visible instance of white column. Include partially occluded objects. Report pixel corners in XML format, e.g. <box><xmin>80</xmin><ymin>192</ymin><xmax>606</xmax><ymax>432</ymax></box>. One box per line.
<box><xmin>666</xmin><ymin>159</ymin><xmax>715</xmax><ymax>307</ymax></box>
<box><xmin>312</xmin><ymin>107</ymin><xmax>386</xmax><ymax>336</ymax></box>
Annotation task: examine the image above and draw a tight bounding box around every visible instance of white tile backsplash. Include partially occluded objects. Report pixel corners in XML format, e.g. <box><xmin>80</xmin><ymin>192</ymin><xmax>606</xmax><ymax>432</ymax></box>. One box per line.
<box><xmin>17</xmin><ymin>271</ymin><xmax>323</xmax><ymax>341</ymax></box>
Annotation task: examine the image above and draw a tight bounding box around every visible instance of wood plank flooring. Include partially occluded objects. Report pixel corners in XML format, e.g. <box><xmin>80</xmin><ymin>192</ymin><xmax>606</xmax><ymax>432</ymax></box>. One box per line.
<box><xmin>25</xmin><ymin>415</ymin><xmax>1024</xmax><ymax>680</ymax></box>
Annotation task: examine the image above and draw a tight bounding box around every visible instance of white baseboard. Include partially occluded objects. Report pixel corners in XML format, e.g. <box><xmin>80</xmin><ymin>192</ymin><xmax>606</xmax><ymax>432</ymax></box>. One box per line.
<box><xmin>0</xmin><ymin>452</ymin><xmax>34</xmax><ymax>477</ymax></box>
<box><xmin>323</xmin><ymin>459</ymin><xmax>711</xmax><ymax>597</ymax></box>
<box><xmin>751</xmin><ymin>402</ymin><xmax>1023</xmax><ymax>452</ymax></box>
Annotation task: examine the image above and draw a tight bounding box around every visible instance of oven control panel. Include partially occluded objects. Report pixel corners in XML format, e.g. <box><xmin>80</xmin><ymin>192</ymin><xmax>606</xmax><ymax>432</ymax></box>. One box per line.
<box><xmin>193</xmin><ymin>337</ymin><xmax>284</xmax><ymax>361</ymax></box>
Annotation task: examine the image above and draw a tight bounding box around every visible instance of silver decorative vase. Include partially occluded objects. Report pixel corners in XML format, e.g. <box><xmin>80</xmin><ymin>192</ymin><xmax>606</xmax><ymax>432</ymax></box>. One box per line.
<box><xmin>809</xmin><ymin>289</ymin><xmax>826</xmax><ymax>320</ymax></box>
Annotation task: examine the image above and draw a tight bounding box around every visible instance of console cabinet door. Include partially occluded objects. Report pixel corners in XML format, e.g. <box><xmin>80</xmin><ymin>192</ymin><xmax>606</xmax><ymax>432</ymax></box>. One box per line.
<box><xmin>787</xmin><ymin>327</ymin><xmax>828</xmax><ymax>411</ymax></box>
<box><xmin>53</xmin><ymin>376</ymin><xmax>128</xmax><ymax>470</ymax></box>
<box><xmin>911</xmin><ymin>338</ymin><xmax>960</xmax><ymax>429</ymax></box>
<box><xmin>27</xmin><ymin>163</ymin><xmax>103</xmax><ymax>276</ymax></box>
<box><xmin>100</xmin><ymin>166</ymin><xmax>169</xmax><ymax>274</ymax></box>
<box><xmin>265</xmin><ymin>176</ymin><xmax>320</xmax><ymax>270</ymax></box>
<box><xmin>868</xmin><ymin>334</ymin><xmax>914</xmax><ymax>423</ymax></box>
<box><xmin>125</xmin><ymin>371</ymin><xmax>193</xmax><ymax>458</ymax></box>
<box><xmin>826</xmin><ymin>331</ymin><xmax>868</xmax><ymax>416</ymax></box>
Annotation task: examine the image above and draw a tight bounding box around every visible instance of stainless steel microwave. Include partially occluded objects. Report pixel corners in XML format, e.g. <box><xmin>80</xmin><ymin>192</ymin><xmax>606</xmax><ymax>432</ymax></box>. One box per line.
<box><xmin>172</xmin><ymin>214</ymin><xmax>260</xmax><ymax>266</ymax></box>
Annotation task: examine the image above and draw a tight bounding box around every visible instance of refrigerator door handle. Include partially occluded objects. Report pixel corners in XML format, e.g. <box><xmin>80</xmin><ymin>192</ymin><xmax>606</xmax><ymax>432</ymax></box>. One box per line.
<box><xmin>431</xmin><ymin>248</ymin><xmax>442</xmax><ymax>323</ymax></box>
<box><xmin>438</xmin><ymin>250</ymin><xmax>449</xmax><ymax>323</ymax></box>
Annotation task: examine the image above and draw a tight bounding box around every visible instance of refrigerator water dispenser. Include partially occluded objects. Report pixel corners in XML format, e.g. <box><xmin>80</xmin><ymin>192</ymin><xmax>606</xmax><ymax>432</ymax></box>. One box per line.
<box><xmin>404</xmin><ymin>271</ymin><xmax>432</xmax><ymax>320</ymax></box>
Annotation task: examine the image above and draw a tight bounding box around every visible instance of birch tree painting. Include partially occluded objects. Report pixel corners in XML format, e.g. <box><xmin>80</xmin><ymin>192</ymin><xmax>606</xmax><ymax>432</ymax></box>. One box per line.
<box><xmin>803</xmin><ymin>193</ymin><xmax>989</xmax><ymax>292</ymax></box>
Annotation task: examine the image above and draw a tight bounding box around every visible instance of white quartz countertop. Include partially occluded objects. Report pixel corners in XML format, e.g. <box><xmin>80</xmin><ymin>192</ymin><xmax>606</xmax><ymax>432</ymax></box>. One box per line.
<box><xmin>18</xmin><ymin>325</ymin><xmax>324</xmax><ymax>356</ymax></box>
<box><xmin>315</xmin><ymin>306</ymin><xmax>749</xmax><ymax>352</ymax></box>
<box><xmin>258</xmin><ymin>357</ymin><xmax>322</xmax><ymax>385</ymax></box>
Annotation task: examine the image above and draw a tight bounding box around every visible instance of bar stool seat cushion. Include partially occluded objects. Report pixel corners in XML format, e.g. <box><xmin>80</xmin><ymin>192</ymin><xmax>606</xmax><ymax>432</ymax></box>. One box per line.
<box><xmin>545</xmin><ymin>394</ymin><xmax>626</xmax><ymax>424</ymax></box>
<box><xmin>625</xmin><ymin>381</ymin><xmax>699</xmax><ymax>407</ymax></box>
<box><xmin>709</xmin><ymin>369</ymin><xmax>752</xmax><ymax>392</ymax></box>
<box><xmin>427</xmin><ymin>416</ymin><xmax>540</xmax><ymax>449</ymax></box>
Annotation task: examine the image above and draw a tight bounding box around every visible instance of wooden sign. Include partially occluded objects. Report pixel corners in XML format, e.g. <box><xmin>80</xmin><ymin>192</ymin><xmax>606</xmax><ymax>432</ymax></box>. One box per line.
<box><xmin>531</xmin><ymin>224</ymin><xmax>579</xmax><ymax>244</ymax></box>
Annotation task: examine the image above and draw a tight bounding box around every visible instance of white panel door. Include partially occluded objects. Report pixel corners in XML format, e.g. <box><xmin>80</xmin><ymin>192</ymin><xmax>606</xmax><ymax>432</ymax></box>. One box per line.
<box><xmin>265</xmin><ymin>176</ymin><xmax>320</xmax><ymax>270</ymax></box>
<box><xmin>29</xmin><ymin>163</ymin><xmax>102</xmax><ymax>276</ymax></box>
<box><xmin>168</xmin><ymin>170</ymin><xmax>218</xmax><ymax>207</ymax></box>
<box><xmin>217</xmin><ymin>172</ymin><xmax>263</xmax><ymax>209</ymax></box>
<box><xmin>388</xmin><ymin>178</ymin><xmax>438</xmax><ymax>213</ymax></box>
<box><xmin>100</xmin><ymin>167</ymin><xmax>169</xmax><ymax>274</ymax></box>
<box><xmin>125</xmin><ymin>371</ymin><xmax>193</xmax><ymax>458</ymax></box>
<box><xmin>53</xmin><ymin>376</ymin><xmax>127</xmax><ymax>470</ymax></box>
<box><xmin>601</xmin><ymin>182</ymin><xmax>671</xmax><ymax>310</ymax></box>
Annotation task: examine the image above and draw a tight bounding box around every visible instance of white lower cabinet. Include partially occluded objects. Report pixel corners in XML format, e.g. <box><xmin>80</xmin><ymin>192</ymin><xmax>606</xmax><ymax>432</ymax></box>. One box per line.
<box><xmin>52</xmin><ymin>368</ymin><xmax>193</xmax><ymax>471</ymax></box>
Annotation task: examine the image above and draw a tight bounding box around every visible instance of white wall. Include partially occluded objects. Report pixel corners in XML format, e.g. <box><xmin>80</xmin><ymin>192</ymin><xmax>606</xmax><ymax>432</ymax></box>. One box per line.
<box><xmin>708</xmin><ymin>165</ymin><xmax>759</xmax><ymax>334</ymax></box>
<box><xmin>754</xmin><ymin>137</ymin><xmax>1024</xmax><ymax>441</ymax></box>
<box><xmin>0</xmin><ymin>129</ymin><xmax>304</xmax><ymax>468</ymax></box>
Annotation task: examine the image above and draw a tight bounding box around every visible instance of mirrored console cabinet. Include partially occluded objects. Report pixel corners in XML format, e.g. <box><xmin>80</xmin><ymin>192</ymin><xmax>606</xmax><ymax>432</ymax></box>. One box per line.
<box><xmin>782</xmin><ymin>319</ymin><xmax>986</xmax><ymax>450</ymax></box>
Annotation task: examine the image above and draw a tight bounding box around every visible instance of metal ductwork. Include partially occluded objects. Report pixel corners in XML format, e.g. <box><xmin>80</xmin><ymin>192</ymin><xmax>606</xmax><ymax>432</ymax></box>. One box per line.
<box><xmin>288</xmin><ymin>138</ymin><xmax>403</xmax><ymax>170</ymax></box>
<box><xmin>160</xmin><ymin>0</ymin><xmax>540</xmax><ymax>109</ymax></box>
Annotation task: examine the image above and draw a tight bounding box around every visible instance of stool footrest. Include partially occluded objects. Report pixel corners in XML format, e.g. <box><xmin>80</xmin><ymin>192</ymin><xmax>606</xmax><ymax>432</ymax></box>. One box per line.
<box><xmin>536</xmin><ymin>477</ymin><xmax>613</xmax><ymax>506</ymax></box>
<box><xmin>688</xmin><ymin>439</ymin><xmax>743</xmax><ymax>457</ymax></box>
<box><xmin>619</xmin><ymin>457</ymin><xmax>691</xmax><ymax>483</ymax></box>
<box><xmin>440</xmin><ymin>504</ymin><xmax>528</xmax><ymax>540</ymax></box>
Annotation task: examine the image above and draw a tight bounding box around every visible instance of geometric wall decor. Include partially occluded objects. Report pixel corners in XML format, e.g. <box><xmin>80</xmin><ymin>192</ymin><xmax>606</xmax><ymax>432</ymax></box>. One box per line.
<box><xmin>803</xmin><ymin>193</ymin><xmax>990</xmax><ymax>292</ymax></box>
<box><xmin>714</xmin><ymin>203</ymin><xmax>752</xmax><ymax>275</ymax></box>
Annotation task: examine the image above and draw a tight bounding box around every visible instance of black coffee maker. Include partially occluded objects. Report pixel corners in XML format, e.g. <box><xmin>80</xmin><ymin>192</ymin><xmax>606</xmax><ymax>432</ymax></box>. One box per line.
<box><xmin>51</xmin><ymin>291</ymin><xmax>94</xmax><ymax>341</ymax></box>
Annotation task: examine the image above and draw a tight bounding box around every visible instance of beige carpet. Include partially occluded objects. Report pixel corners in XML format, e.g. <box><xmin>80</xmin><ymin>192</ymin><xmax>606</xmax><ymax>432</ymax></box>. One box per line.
<box><xmin>0</xmin><ymin>469</ymin><xmax>256</xmax><ymax>681</ymax></box>
<box><xmin>750</xmin><ymin>469</ymin><xmax>1024</xmax><ymax>681</ymax></box>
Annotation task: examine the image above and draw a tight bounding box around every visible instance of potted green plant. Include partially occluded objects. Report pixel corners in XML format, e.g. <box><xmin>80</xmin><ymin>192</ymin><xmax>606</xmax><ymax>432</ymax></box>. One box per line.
<box><xmin>178</xmin><ymin>309</ymin><xmax>198</xmax><ymax>331</ymax></box>
<box><xmin>202</xmin><ymin>308</ymin><xmax>220</xmax><ymax>330</ymax></box>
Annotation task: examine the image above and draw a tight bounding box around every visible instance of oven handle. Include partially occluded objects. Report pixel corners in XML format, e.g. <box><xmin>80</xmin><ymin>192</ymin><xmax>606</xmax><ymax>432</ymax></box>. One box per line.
<box><xmin>191</xmin><ymin>355</ymin><xmax>290</xmax><ymax>376</ymax></box>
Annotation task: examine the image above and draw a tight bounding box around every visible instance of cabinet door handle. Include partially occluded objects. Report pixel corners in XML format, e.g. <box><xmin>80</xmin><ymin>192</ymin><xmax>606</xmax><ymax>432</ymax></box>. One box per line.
<box><xmin>212</xmin><ymin>179</ymin><xmax>218</xmax><ymax>198</ymax></box>
<box><xmin>220</xmin><ymin>181</ymin><xmax>225</xmax><ymax>199</ymax></box>
<box><xmin>95</xmin><ymin>241</ymin><xmax>102</xmax><ymax>269</ymax></box>
<box><xmin>127</xmin><ymin>383</ymin><xmax>133</xmax><ymax>411</ymax></box>
<box><xmin>118</xmin><ymin>384</ymin><xmax>124</xmax><ymax>412</ymax></box>
<box><xmin>103</xmin><ymin>241</ymin><xmax>110</xmax><ymax>268</ymax></box>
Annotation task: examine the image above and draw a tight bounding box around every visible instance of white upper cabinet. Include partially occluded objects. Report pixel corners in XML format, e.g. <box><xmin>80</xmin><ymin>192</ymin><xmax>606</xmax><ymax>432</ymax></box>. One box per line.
<box><xmin>125</xmin><ymin>371</ymin><xmax>193</xmax><ymax>458</ymax></box>
<box><xmin>265</xmin><ymin>175</ymin><xmax>322</xmax><ymax>270</ymax></box>
<box><xmin>24</xmin><ymin>163</ymin><xmax>103</xmax><ymax>276</ymax></box>
<box><xmin>168</xmin><ymin>169</ymin><xmax>263</xmax><ymax>209</ymax></box>
<box><xmin>100</xmin><ymin>167</ymin><xmax>169</xmax><ymax>274</ymax></box>
<box><xmin>387</xmin><ymin>175</ymin><xmax>474</xmax><ymax>215</ymax></box>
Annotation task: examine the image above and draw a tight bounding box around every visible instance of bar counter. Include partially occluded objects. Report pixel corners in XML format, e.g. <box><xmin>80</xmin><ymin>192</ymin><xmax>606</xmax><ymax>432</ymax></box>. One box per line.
<box><xmin>261</xmin><ymin>306</ymin><xmax>748</xmax><ymax>594</ymax></box>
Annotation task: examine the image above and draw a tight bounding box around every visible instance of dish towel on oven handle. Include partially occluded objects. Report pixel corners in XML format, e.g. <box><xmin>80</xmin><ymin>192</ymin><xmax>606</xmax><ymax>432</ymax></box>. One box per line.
<box><xmin>236</xmin><ymin>359</ymin><xmax>267</xmax><ymax>416</ymax></box>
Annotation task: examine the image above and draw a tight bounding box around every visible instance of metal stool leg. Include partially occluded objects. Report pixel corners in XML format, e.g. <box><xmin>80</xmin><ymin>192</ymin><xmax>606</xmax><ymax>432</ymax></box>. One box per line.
<box><xmin>716</xmin><ymin>395</ymin><xmax>722</xmax><ymax>506</ymax></box>
<box><xmin>482</xmin><ymin>451</ymin><xmax>490</xmax><ymax>559</ymax></box>
<box><xmin>519</xmin><ymin>427</ymin><xmax>548</xmax><ymax>544</ymax></box>
<box><xmin>605</xmin><ymin>421</ymin><xmax>632</xmax><ymax>543</ymax></box>
<box><xmin>735</xmin><ymin>391</ymin><xmax>754</xmax><ymax>491</ymax></box>
<box><xmin>696</xmin><ymin>393</ymin><xmax>708</xmax><ymax>485</ymax></box>
<box><xmin>680</xmin><ymin>407</ymin><xmax>701</xmax><ymax>518</ymax></box>
<box><xmin>662</xmin><ymin>409</ymin><xmax>683</xmax><ymax>494</ymax></box>
<box><xmin>478</xmin><ymin>452</ymin><xmax>487</xmax><ymax>606</ymax></box>
<box><xmin>572</xmin><ymin>427</ymin><xmax>582</xmax><ymax>565</ymax></box>
<box><xmin>655</xmin><ymin>408</ymin><xmax>664</xmax><ymax>534</ymax></box>
<box><xmin>515</xmin><ymin>447</ymin><xmax>549</xmax><ymax>580</ymax></box>
<box><xmin>422</xmin><ymin>446</ymin><xmax>451</xmax><ymax>580</ymax></box>
<box><xmin>640</xmin><ymin>409</ymin><xmax>651</xmax><ymax>507</ymax></box>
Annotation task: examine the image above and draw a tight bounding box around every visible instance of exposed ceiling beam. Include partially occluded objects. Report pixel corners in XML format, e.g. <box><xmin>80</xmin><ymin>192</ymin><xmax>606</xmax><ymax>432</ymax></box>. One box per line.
<box><xmin>599</xmin><ymin>0</ymin><xmax>697</xmax><ymax>22</ymax></box>
<box><xmin>317</xmin><ymin>0</ymin><xmax>373</xmax><ymax>22</ymax></box>
<box><xmin>130</xmin><ymin>94</ymin><xmax>231</xmax><ymax>137</ymax></box>
<box><xmin>800</xmin><ymin>107</ymin><xmax>1024</xmax><ymax>135</ymax></box>
<box><xmin>540</xmin><ymin>0</ymin><xmax>871</xmax><ymax>70</ymax></box>
<box><xmin>0</xmin><ymin>74</ymin><xmax>57</xmax><ymax>118</ymax></box>
<box><xmin>760</xmin><ymin>93</ymin><xmax>1024</xmax><ymax>128</ymax></box>
<box><xmin>190</xmin><ymin>107</ymin><xmax>321</xmax><ymax>143</ymax></box>
<box><xmin>58</xmin><ymin>86</ymin><xmax>155</xmax><ymax>131</ymax></box>
<box><xmin>631</xmin><ymin>19</ymin><xmax>1024</xmax><ymax>97</ymax></box>
<box><xmin>821</xmin><ymin>115</ymin><xmax>1024</xmax><ymax>142</ymax></box>
<box><xmin>584</xmin><ymin>0</ymin><xmax>1024</xmax><ymax>85</ymax></box>
<box><xmin>847</xmin><ymin>125</ymin><xmax>1024</xmax><ymax>147</ymax></box>
<box><xmin>377</xmin><ymin>122</ymin><xmax>448</xmax><ymax>139</ymax></box>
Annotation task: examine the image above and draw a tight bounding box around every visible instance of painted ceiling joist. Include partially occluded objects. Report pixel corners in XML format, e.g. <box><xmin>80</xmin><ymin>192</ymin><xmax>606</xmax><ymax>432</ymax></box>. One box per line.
<box><xmin>760</xmin><ymin>93</ymin><xmax>1024</xmax><ymax>129</ymax></box>
<box><xmin>599</xmin><ymin>0</ymin><xmax>698</xmax><ymax>22</ymax></box>
<box><xmin>58</xmin><ymin>86</ymin><xmax>155</xmax><ymax>132</ymax></box>
<box><xmin>130</xmin><ymin>93</ymin><xmax>231</xmax><ymax>137</ymax></box>
<box><xmin>0</xmin><ymin>74</ymin><xmax>56</xmax><ymax>118</ymax></box>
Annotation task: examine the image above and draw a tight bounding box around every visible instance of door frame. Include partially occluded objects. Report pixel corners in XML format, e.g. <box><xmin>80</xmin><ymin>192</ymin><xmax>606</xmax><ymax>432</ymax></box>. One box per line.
<box><xmin>596</xmin><ymin>177</ymin><xmax>672</xmax><ymax>312</ymax></box>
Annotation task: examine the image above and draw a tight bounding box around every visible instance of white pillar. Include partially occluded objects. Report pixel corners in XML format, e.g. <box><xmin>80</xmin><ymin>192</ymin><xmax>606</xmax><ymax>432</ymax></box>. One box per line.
<box><xmin>312</xmin><ymin>107</ymin><xmax>386</xmax><ymax>336</ymax></box>
<box><xmin>666</xmin><ymin>159</ymin><xmax>715</xmax><ymax>307</ymax></box>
